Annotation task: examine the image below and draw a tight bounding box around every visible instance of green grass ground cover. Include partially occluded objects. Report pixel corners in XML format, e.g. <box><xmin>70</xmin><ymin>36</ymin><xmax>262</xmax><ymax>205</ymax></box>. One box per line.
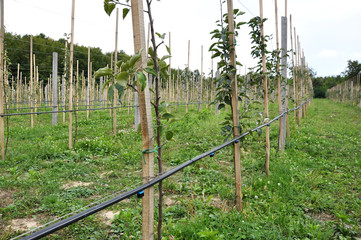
<box><xmin>0</xmin><ymin>99</ymin><xmax>360</xmax><ymax>239</ymax></box>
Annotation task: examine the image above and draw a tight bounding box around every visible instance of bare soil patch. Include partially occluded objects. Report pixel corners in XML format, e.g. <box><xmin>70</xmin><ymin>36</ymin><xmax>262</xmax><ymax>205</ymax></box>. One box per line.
<box><xmin>7</xmin><ymin>218</ymin><xmax>40</xmax><ymax>232</ymax></box>
<box><xmin>61</xmin><ymin>181</ymin><xmax>93</xmax><ymax>189</ymax></box>
<box><xmin>0</xmin><ymin>190</ymin><xmax>14</xmax><ymax>207</ymax></box>
<box><xmin>309</xmin><ymin>212</ymin><xmax>335</xmax><ymax>223</ymax></box>
<box><xmin>98</xmin><ymin>210</ymin><xmax>120</xmax><ymax>226</ymax></box>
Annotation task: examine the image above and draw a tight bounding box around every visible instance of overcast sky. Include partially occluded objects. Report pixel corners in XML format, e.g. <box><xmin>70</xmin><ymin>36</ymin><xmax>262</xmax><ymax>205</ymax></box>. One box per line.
<box><xmin>4</xmin><ymin>0</ymin><xmax>361</xmax><ymax>77</ymax></box>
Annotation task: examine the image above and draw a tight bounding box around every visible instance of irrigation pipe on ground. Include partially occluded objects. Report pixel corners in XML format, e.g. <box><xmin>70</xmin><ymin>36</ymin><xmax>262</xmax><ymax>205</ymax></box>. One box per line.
<box><xmin>17</xmin><ymin>100</ymin><xmax>309</xmax><ymax>240</ymax></box>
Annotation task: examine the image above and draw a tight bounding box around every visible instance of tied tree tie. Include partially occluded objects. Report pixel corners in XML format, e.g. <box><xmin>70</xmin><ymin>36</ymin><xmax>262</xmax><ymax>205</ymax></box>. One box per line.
<box><xmin>142</xmin><ymin>146</ymin><xmax>160</xmax><ymax>164</ymax></box>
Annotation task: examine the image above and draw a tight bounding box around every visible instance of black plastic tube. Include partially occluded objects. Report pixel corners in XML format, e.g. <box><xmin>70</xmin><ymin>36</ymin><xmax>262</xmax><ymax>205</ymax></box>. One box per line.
<box><xmin>19</xmin><ymin>100</ymin><xmax>310</xmax><ymax>240</ymax></box>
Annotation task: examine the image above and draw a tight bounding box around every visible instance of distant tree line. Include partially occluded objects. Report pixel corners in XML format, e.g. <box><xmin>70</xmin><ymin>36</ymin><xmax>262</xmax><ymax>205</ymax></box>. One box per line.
<box><xmin>312</xmin><ymin>60</ymin><xmax>361</xmax><ymax>98</ymax></box>
<box><xmin>3</xmin><ymin>32</ymin><xmax>124</xmax><ymax>85</ymax></box>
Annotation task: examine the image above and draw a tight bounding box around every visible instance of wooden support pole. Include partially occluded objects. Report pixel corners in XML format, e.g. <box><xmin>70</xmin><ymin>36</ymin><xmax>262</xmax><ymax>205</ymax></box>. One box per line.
<box><xmin>100</xmin><ymin>77</ymin><xmax>103</xmax><ymax>108</ymax></box>
<box><xmin>131</xmin><ymin>0</ymin><xmax>155</xmax><ymax>239</ymax></box>
<box><xmin>87</xmin><ymin>46</ymin><xmax>90</xmax><ymax>119</ymax></box>
<box><xmin>274</xmin><ymin>0</ymin><xmax>283</xmax><ymax>151</ymax></box>
<box><xmin>68</xmin><ymin>0</ymin><xmax>75</xmax><ymax>149</ymax></box>
<box><xmin>175</xmin><ymin>70</ymin><xmax>179</xmax><ymax>111</ymax></box>
<box><xmin>62</xmin><ymin>74</ymin><xmax>65</xmax><ymax>123</ymax></box>
<box><xmin>260</xmin><ymin>0</ymin><xmax>270</xmax><ymax>178</ymax></box>
<box><xmin>16</xmin><ymin>63</ymin><xmax>19</xmax><ymax>108</ymax></box>
<box><xmin>290</xmin><ymin>15</ymin><xmax>296</xmax><ymax>125</ymax></box>
<box><xmin>211</xmin><ymin>58</ymin><xmax>213</xmax><ymax>111</ymax></box>
<box><xmin>81</xmin><ymin>70</ymin><xmax>85</xmax><ymax>106</ymax></box>
<box><xmin>227</xmin><ymin>0</ymin><xmax>242</xmax><ymax>210</ymax></box>
<box><xmin>186</xmin><ymin>40</ymin><xmax>190</xmax><ymax>113</ymax></box>
<box><xmin>359</xmin><ymin>75</ymin><xmax>361</xmax><ymax>108</ymax></box>
<box><xmin>199</xmin><ymin>45</ymin><xmax>203</xmax><ymax>111</ymax></box>
<box><xmin>294</xmin><ymin>28</ymin><xmax>300</xmax><ymax>125</ymax></box>
<box><xmin>52</xmin><ymin>53</ymin><xmax>58</xmax><ymax>126</ymax></box>
<box><xmin>30</xmin><ymin>35</ymin><xmax>34</xmax><ymax>127</ymax></box>
<box><xmin>350</xmin><ymin>81</ymin><xmax>353</xmax><ymax>106</ymax></box>
<box><xmin>168</xmin><ymin>32</ymin><xmax>171</xmax><ymax>112</ymax></box>
<box><xmin>0</xmin><ymin>0</ymin><xmax>5</xmax><ymax>160</ymax></box>
<box><xmin>113</xmin><ymin>8</ymin><xmax>119</xmax><ymax>136</ymax></box>
<box><xmin>63</xmin><ymin>42</ymin><xmax>67</xmax><ymax>124</ymax></box>
<box><xmin>280</xmin><ymin>15</ymin><xmax>288</xmax><ymax>149</ymax></box>
<box><xmin>76</xmin><ymin>60</ymin><xmax>79</xmax><ymax>109</ymax></box>
<box><xmin>20</xmin><ymin>72</ymin><xmax>23</xmax><ymax>106</ymax></box>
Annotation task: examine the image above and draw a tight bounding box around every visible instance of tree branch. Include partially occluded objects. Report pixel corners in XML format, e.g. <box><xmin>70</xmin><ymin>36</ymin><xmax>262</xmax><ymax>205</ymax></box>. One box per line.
<box><xmin>127</xmin><ymin>83</ymin><xmax>138</xmax><ymax>92</ymax></box>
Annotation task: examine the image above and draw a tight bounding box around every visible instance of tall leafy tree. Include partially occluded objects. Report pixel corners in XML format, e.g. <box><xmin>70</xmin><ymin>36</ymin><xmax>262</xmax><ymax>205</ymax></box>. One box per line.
<box><xmin>342</xmin><ymin>60</ymin><xmax>361</xmax><ymax>79</ymax></box>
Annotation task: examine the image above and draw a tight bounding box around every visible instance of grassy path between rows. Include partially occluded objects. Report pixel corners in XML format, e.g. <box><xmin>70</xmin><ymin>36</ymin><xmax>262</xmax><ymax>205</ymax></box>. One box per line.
<box><xmin>1</xmin><ymin>99</ymin><xmax>360</xmax><ymax>239</ymax></box>
<box><xmin>163</xmin><ymin>99</ymin><xmax>361</xmax><ymax>239</ymax></box>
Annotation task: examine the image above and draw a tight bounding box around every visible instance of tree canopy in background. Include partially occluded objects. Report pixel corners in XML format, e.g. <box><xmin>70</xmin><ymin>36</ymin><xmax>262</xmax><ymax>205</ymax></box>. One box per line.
<box><xmin>4</xmin><ymin>32</ymin><xmax>121</xmax><ymax>85</ymax></box>
<box><xmin>311</xmin><ymin>59</ymin><xmax>360</xmax><ymax>98</ymax></box>
<box><xmin>342</xmin><ymin>60</ymin><xmax>361</xmax><ymax>79</ymax></box>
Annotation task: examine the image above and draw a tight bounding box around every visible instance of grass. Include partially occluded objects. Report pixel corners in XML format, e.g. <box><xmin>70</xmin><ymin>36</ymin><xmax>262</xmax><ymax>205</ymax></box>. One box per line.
<box><xmin>0</xmin><ymin>99</ymin><xmax>360</xmax><ymax>239</ymax></box>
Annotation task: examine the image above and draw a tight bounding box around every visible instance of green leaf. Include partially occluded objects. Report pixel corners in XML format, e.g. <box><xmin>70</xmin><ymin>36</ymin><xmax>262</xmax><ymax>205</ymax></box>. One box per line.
<box><xmin>137</xmin><ymin>72</ymin><xmax>147</xmax><ymax>91</ymax></box>
<box><xmin>162</xmin><ymin>113</ymin><xmax>174</xmax><ymax>119</ymax></box>
<box><xmin>211</xmin><ymin>52</ymin><xmax>221</xmax><ymax>58</ymax></box>
<box><xmin>156</xmin><ymin>32</ymin><xmax>166</xmax><ymax>39</ymax></box>
<box><xmin>116</xmin><ymin>71</ymin><xmax>129</xmax><ymax>83</ymax></box>
<box><xmin>120</xmin><ymin>61</ymin><xmax>130</xmax><ymax>72</ymax></box>
<box><xmin>165</xmin><ymin>131</ymin><xmax>173</xmax><ymax>141</ymax></box>
<box><xmin>122</xmin><ymin>8</ymin><xmax>130</xmax><ymax>19</ymax></box>
<box><xmin>148</xmin><ymin>47</ymin><xmax>154</xmax><ymax>57</ymax></box>
<box><xmin>101</xmin><ymin>79</ymin><xmax>113</xmax><ymax>92</ymax></box>
<box><xmin>107</xmin><ymin>85</ymin><xmax>114</xmax><ymax>101</ymax></box>
<box><xmin>160</xmin><ymin>55</ymin><xmax>171</xmax><ymax>62</ymax></box>
<box><xmin>129</xmin><ymin>50</ymin><xmax>143</xmax><ymax>69</ymax></box>
<box><xmin>94</xmin><ymin>67</ymin><xmax>113</xmax><ymax>79</ymax></box>
<box><xmin>104</xmin><ymin>0</ymin><xmax>116</xmax><ymax>16</ymax></box>
<box><xmin>165</xmin><ymin>45</ymin><xmax>171</xmax><ymax>55</ymax></box>
<box><xmin>149</xmin><ymin>87</ymin><xmax>155</xmax><ymax>94</ymax></box>
<box><xmin>114</xmin><ymin>82</ymin><xmax>125</xmax><ymax>96</ymax></box>
<box><xmin>145</xmin><ymin>67</ymin><xmax>157</xmax><ymax>76</ymax></box>
<box><xmin>218</xmin><ymin>103</ymin><xmax>225</xmax><ymax>110</ymax></box>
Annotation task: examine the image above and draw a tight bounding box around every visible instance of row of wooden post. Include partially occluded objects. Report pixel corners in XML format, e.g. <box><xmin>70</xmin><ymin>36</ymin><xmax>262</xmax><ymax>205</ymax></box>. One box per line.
<box><xmin>259</xmin><ymin>0</ymin><xmax>314</xmax><ymax>177</ymax></box>
<box><xmin>326</xmin><ymin>74</ymin><xmax>361</xmax><ymax>107</ymax></box>
<box><xmin>0</xmin><ymin>0</ymin><xmax>314</xmax><ymax>239</ymax></box>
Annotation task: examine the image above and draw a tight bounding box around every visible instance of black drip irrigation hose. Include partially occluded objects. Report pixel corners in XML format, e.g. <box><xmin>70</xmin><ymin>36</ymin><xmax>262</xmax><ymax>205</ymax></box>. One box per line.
<box><xmin>18</xmin><ymin>100</ymin><xmax>310</xmax><ymax>240</ymax></box>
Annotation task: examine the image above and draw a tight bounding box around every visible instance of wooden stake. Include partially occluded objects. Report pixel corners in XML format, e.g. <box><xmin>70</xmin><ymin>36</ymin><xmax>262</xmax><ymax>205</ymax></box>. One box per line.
<box><xmin>186</xmin><ymin>40</ymin><xmax>190</xmax><ymax>113</ymax></box>
<box><xmin>113</xmin><ymin>8</ymin><xmax>119</xmax><ymax>136</ymax></box>
<box><xmin>68</xmin><ymin>0</ymin><xmax>75</xmax><ymax>149</ymax></box>
<box><xmin>131</xmin><ymin>0</ymin><xmax>155</xmax><ymax>238</ymax></box>
<box><xmin>294</xmin><ymin>28</ymin><xmax>300</xmax><ymax>125</ymax></box>
<box><xmin>16</xmin><ymin>63</ymin><xmax>19</xmax><ymax>108</ymax></box>
<box><xmin>30</xmin><ymin>35</ymin><xmax>34</xmax><ymax>127</ymax></box>
<box><xmin>168</xmin><ymin>32</ymin><xmax>171</xmax><ymax>112</ymax></box>
<box><xmin>228</xmin><ymin>0</ymin><xmax>242</xmax><ymax>210</ymax></box>
<box><xmin>0</xmin><ymin>0</ymin><xmax>5</xmax><ymax>160</ymax></box>
<box><xmin>63</xmin><ymin>42</ymin><xmax>67</xmax><ymax>123</ymax></box>
<box><xmin>76</xmin><ymin>60</ymin><xmax>79</xmax><ymax>109</ymax></box>
<box><xmin>81</xmin><ymin>70</ymin><xmax>84</xmax><ymax>106</ymax></box>
<box><xmin>274</xmin><ymin>0</ymin><xmax>283</xmax><ymax>151</ymax></box>
<box><xmin>176</xmin><ymin>70</ymin><xmax>179</xmax><ymax>111</ymax></box>
<box><xmin>260</xmin><ymin>0</ymin><xmax>270</xmax><ymax>178</ymax></box>
<box><xmin>211</xmin><ymin>58</ymin><xmax>213</xmax><ymax>112</ymax></box>
<box><xmin>62</xmin><ymin>74</ymin><xmax>66</xmax><ymax>123</ymax></box>
<box><xmin>280</xmin><ymin>13</ymin><xmax>288</xmax><ymax>149</ymax></box>
<box><xmin>290</xmin><ymin>15</ymin><xmax>296</xmax><ymax>124</ymax></box>
<box><xmin>199</xmin><ymin>45</ymin><xmax>203</xmax><ymax>111</ymax></box>
<box><xmin>87</xmin><ymin>46</ymin><xmax>90</xmax><ymax>119</ymax></box>
<box><xmin>52</xmin><ymin>52</ymin><xmax>58</xmax><ymax>126</ymax></box>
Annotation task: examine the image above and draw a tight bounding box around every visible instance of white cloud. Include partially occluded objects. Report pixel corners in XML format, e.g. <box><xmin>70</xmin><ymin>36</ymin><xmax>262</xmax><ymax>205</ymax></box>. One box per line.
<box><xmin>317</xmin><ymin>50</ymin><xmax>341</xmax><ymax>58</ymax></box>
<box><xmin>350</xmin><ymin>52</ymin><xmax>361</xmax><ymax>59</ymax></box>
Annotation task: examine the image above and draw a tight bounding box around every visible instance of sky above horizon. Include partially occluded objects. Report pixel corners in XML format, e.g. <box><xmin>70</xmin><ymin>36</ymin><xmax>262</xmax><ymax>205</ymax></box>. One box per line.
<box><xmin>4</xmin><ymin>0</ymin><xmax>361</xmax><ymax>77</ymax></box>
